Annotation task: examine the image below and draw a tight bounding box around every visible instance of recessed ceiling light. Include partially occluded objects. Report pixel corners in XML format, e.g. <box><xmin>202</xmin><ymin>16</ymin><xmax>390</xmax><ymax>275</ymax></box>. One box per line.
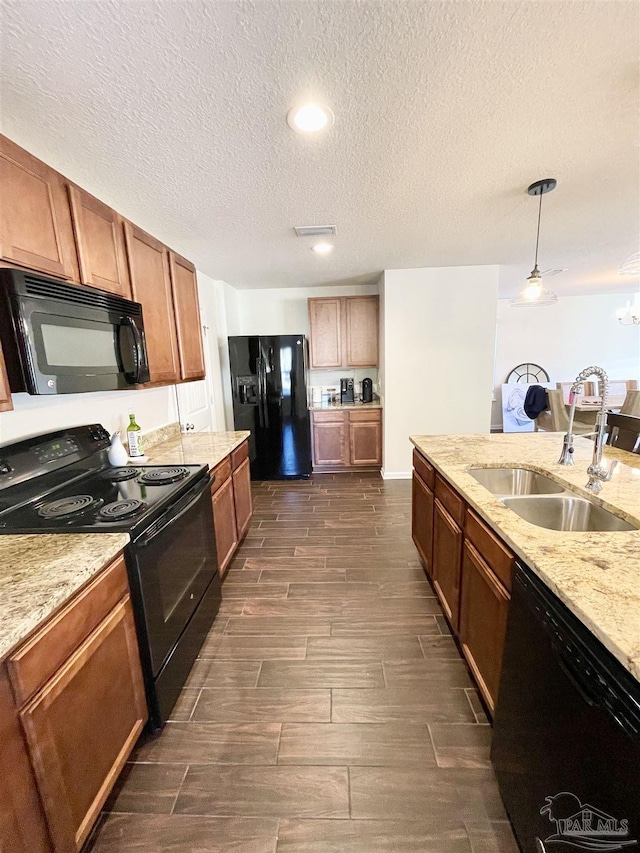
<box><xmin>287</xmin><ymin>103</ymin><xmax>334</xmax><ymax>133</ymax></box>
<box><xmin>312</xmin><ymin>242</ymin><xmax>334</xmax><ymax>255</ymax></box>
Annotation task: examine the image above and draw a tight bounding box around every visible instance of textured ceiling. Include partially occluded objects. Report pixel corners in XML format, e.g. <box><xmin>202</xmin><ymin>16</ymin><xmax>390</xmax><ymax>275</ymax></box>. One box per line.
<box><xmin>1</xmin><ymin>0</ymin><xmax>639</xmax><ymax>296</ymax></box>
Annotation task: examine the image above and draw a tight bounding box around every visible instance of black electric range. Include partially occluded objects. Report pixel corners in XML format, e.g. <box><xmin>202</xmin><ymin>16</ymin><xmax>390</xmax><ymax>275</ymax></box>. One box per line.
<box><xmin>0</xmin><ymin>425</ymin><xmax>221</xmax><ymax>728</ymax></box>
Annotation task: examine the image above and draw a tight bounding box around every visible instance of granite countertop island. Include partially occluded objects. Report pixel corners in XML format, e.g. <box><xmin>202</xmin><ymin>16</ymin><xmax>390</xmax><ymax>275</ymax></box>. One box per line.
<box><xmin>410</xmin><ymin>432</ymin><xmax>640</xmax><ymax>680</ymax></box>
<box><xmin>0</xmin><ymin>533</ymin><xmax>129</xmax><ymax>660</ymax></box>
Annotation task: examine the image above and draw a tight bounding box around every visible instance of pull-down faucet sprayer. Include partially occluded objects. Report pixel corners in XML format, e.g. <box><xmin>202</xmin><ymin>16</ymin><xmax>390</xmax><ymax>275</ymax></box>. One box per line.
<box><xmin>557</xmin><ymin>365</ymin><xmax>618</xmax><ymax>493</ymax></box>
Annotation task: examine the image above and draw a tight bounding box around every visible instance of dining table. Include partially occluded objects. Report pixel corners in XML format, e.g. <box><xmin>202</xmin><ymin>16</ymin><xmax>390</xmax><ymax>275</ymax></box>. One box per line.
<box><xmin>566</xmin><ymin>394</ymin><xmax>627</xmax><ymax>412</ymax></box>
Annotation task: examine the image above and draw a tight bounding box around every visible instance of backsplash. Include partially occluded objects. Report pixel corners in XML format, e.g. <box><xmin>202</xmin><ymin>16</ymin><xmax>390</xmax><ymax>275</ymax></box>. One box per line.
<box><xmin>0</xmin><ymin>385</ymin><xmax>179</xmax><ymax>446</ymax></box>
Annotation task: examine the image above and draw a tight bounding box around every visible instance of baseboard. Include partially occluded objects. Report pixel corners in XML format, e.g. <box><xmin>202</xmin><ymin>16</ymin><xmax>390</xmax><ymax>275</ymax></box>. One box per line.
<box><xmin>381</xmin><ymin>470</ymin><xmax>412</xmax><ymax>480</ymax></box>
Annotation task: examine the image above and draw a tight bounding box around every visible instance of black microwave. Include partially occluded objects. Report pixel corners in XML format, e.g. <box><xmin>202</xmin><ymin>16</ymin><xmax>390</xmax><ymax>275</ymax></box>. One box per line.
<box><xmin>0</xmin><ymin>268</ymin><xmax>150</xmax><ymax>395</ymax></box>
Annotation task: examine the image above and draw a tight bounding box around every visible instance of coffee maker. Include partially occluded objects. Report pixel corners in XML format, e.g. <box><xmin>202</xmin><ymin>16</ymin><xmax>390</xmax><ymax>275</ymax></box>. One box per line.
<box><xmin>362</xmin><ymin>378</ymin><xmax>373</xmax><ymax>403</ymax></box>
<box><xmin>340</xmin><ymin>378</ymin><xmax>355</xmax><ymax>404</ymax></box>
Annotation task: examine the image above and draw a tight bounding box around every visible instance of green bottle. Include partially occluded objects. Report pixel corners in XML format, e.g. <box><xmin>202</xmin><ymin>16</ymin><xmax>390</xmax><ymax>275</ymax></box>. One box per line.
<box><xmin>126</xmin><ymin>412</ymin><xmax>143</xmax><ymax>457</ymax></box>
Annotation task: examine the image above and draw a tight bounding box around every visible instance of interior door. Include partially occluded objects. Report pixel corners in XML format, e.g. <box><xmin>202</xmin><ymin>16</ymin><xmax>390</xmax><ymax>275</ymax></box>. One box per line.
<box><xmin>175</xmin><ymin>380</ymin><xmax>214</xmax><ymax>432</ymax></box>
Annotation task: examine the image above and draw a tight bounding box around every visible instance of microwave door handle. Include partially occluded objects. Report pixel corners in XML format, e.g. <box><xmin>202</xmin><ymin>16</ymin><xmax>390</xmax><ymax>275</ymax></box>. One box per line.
<box><xmin>120</xmin><ymin>316</ymin><xmax>148</xmax><ymax>384</ymax></box>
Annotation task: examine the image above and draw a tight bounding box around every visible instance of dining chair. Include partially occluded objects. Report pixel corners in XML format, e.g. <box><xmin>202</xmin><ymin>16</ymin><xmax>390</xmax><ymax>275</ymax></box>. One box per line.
<box><xmin>606</xmin><ymin>413</ymin><xmax>640</xmax><ymax>453</ymax></box>
<box><xmin>535</xmin><ymin>389</ymin><xmax>596</xmax><ymax>434</ymax></box>
<box><xmin>620</xmin><ymin>390</ymin><xmax>640</xmax><ymax>417</ymax></box>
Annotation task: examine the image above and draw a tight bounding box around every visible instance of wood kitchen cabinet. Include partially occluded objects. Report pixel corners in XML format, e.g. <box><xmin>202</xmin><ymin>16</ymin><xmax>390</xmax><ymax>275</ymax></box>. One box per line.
<box><xmin>211</xmin><ymin>441</ymin><xmax>253</xmax><ymax>579</ymax></box>
<box><xmin>0</xmin><ymin>135</ymin><xmax>79</xmax><ymax>281</ymax></box>
<box><xmin>308</xmin><ymin>297</ymin><xmax>342</xmax><ymax>368</ymax></box>
<box><xmin>348</xmin><ymin>410</ymin><xmax>382</xmax><ymax>466</ymax></box>
<box><xmin>0</xmin><ymin>343</ymin><xmax>13</xmax><ymax>412</ymax></box>
<box><xmin>124</xmin><ymin>222</ymin><xmax>180</xmax><ymax>384</ymax></box>
<box><xmin>211</xmin><ymin>459</ymin><xmax>238</xmax><ymax>578</ymax></box>
<box><xmin>308</xmin><ymin>295</ymin><xmax>379</xmax><ymax>368</ymax></box>
<box><xmin>412</xmin><ymin>449</ymin><xmax>435</xmax><ymax>576</ymax></box>
<box><xmin>411</xmin><ymin>448</ymin><xmax>516</xmax><ymax>717</ymax></box>
<box><xmin>432</xmin><ymin>498</ymin><xmax>463</xmax><ymax>631</ymax></box>
<box><xmin>3</xmin><ymin>553</ymin><xmax>147</xmax><ymax>853</ymax></box>
<box><xmin>459</xmin><ymin>540</ymin><xmax>510</xmax><ymax>712</ymax></box>
<box><xmin>311</xmin><ymin>409</ymin><xmax>382</xmax><ymax>471</ymax></box>
<box><xmin>344</xmin><ymin>296</ymin><xmax>379</xmax><ymax>367</ymax></box>
<box><xmin>67</xmin><ymin>184</ymin><xmax>131</xmax><ymax>298</ymax></box>
<box><xmin>233</xmin><ymin>456</ymin><xmax>253</xmax><ymax>540</ymax></box>
<box><xmin>0</xmin><ymin>670</ymin><xmax>51</xmax><ymax>853</ymax></box>
<box><xmin>311</xmin><ymin>410</ymin><xmax>349</xmax><ymax>467</ymax></box>
<box><xmin>169</xmin><ymin>252</ymin><xmax>205</xmax><ymax>381</ymax></box>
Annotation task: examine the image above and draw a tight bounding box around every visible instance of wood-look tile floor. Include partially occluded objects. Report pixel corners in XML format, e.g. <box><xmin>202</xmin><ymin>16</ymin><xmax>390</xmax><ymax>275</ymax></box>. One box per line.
<box><xmin>90</xmin><ymin>475</ymin><xmax>518</xmax><ymax>853</ymax></box>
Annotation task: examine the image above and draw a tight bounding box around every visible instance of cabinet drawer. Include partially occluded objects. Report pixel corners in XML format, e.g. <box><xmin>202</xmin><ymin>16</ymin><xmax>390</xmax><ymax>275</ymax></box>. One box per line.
<box><xmin>413</xmin><ymin>449</ymin><xmax>435</xmax><ymax>490</ymax></box>
<box><xmin>8</xmin><ymin>555</ymin><xmax>128</xmax><ymax>706</ymax></box>
<box><xmin>349</xmin><ymin>409</ymin><xmax>381</xmax><ymax>423</ymax></box>
<box><xmin>231</xmin><ymin>440</ymin><xmax>249</xmax><ymax>470</ymax></box>
<box><xmin>465</xmin><ymin>509</ymin><xmax>515</xmax><ymax>592</ymax></box>
<box><xmin>435</xmin><ymin>474</ymin><xmax>465</xmax><ymax>526</ymax></box>
<box><xmin>312</xmin><ymin>410</ymin><xmax>346</xmax><ymax>423</ymax></box>
<box><xmin>211</xmin><ymin>457</ymin><xmax>232</xmax><ymax>494</ymax></box>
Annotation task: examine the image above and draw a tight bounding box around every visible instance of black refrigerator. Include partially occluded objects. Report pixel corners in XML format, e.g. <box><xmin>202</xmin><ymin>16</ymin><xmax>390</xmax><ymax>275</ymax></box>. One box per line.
<box><xmin>228</xmin><ymin>335</ymin><xmax>312</xmax><ymax>480</ymax></box>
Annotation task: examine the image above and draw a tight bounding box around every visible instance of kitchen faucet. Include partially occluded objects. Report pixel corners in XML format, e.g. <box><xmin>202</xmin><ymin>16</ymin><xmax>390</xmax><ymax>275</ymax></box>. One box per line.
<box><xmin>557</xmin><ymin>365</ymin><xmax>618</xmax><ymax>492</ymax></box>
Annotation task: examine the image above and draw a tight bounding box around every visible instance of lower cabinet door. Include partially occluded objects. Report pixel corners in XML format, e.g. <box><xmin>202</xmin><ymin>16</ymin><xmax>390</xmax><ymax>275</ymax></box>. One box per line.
<box><xmin>232</xmin><ymin>456</ymin><xmax>253</xmax><ymax>540</ymax></box>
<box><xmin>0</xmin><ymin>671</ymin><xmax>51</xmax><ymax>853</ymax></box>
<box><xmin>459</xmin><ymin>540</ymin><xmax>510</xmax><ymax>714</ymax></box>
<box><xmin>312</xmin><ymin>418</ymin><xmax>348</xmax><ymax>466</ymax></box>
<box><xmin>19</xmin><ymin>598</ymin><xmax>147</xmax><ymax>853</ymax></box>
<box><xmin>432</xmin><ymin>499</ymin><xmax>463</xmax><ymax>630</ymax></box>
<box><xmin>348</xmin><ymin>420</ymin><xmax>382</xmax><ymax>466</ymax></box>
<box><xmin>212</xmin><ymin>476</ymin><xmax>238</xmax><ymax>577</ymax></box>
<box><xmin>412</xmin><ymin>472</ymin><xmax>434</xmax><ymax>577</ymax></box>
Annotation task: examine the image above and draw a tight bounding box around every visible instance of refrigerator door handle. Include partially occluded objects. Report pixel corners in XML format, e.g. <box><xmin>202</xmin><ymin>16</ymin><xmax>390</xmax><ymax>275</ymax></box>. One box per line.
<box><xmin>259</xmin><ymin>351</ymin><xmax>270</xmax><ymax>429</ymax></box>
<box><xmin>257</xmin><ymin>357</ymin><xmax>264</xmax><ymax>428</ymax></box>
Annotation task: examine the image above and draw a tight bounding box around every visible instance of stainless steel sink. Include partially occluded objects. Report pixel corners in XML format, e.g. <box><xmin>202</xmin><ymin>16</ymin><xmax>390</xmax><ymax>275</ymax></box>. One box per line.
<box><xmin>501</xmin><ymin>495</ymin><xmax>637</xmax><ymax>532</ymax></box>
<box><xmin>469</xmin><ymin>467</ymin><xmax>565</xmax><ymax>496</ymax></box>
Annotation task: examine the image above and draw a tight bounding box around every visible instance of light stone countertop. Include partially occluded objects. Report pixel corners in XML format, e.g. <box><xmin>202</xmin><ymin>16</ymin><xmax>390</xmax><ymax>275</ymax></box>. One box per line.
<box><xmin>410</xmin><ymin>432</ymin><xmax>640</xmax><ymax>680</ymax></box>
<box><xmin>0</xmin><ymin>428</ymin><xmax>248</xmax><ymax>662</ymax></box>
<box><xmin>309</xmin><ymin>401</ymin><xmax>383</xmax><ymax>411</ymax></box>
<box><xmin>142</xmin><ymin>430</ymin><xmax>251</xmax><ymax>470</ymax></box>
<box><xmin>0</xmin><ymin>533</ymin><xmax>129</xmax><ymax>660</ymax></box>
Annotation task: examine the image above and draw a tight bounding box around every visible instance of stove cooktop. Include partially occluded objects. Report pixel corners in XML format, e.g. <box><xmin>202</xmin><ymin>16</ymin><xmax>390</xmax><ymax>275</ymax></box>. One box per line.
<box><xmin>0</xmin><ymin>426</ymin><xmax>208</xmax><ymax>535</ymax></box>
<box><xmin>0</xmin><ymin>463</ymin><xmax>207</xmax><ymax>534</ymax></box>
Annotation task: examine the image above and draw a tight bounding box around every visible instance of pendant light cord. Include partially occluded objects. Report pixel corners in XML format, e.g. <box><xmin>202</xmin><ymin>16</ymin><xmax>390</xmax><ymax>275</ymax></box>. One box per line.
<box><xmin>533</xmin><ymin>191</ymin><xmax>543</xmax><ymax>269</ymax></box>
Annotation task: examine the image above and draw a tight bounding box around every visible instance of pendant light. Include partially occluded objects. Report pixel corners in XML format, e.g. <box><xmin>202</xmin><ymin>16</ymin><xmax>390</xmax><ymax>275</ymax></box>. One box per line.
<box><xmin>509</xmin><ymin>178</ymin><xmax>559</xmax><ymax>308</ymax></box>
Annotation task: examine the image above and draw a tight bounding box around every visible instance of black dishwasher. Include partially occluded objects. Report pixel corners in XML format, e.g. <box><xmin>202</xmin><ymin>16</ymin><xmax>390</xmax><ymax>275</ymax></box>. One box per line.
<box><xmin>492</xmin><ymin>562</ymin><xmax>640</xmax><ymax>852</ymax></box>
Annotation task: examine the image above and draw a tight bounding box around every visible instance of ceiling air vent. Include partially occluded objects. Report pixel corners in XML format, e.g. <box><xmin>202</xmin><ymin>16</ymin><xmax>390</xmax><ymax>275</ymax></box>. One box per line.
<box><xmin>294</xmin><ymin>225</ymin><xmax>337</xmax><ymax>238</ymax></box>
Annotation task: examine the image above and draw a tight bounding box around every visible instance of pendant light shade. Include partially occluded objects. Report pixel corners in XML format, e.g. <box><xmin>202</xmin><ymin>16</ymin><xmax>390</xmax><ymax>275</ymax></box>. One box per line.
<box><xmin>509</xmin><ymin>179</ymin><xmax>559</xmax><ymax>309</ymax></box>
<box><xmin>618</xmin><ymin>251</ymin><xmax>640</xmax><ymax>276</ymax></box>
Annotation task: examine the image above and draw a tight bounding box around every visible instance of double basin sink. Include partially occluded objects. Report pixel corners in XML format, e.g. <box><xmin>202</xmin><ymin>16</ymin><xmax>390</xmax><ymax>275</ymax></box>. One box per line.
<box><xmin>469</xmin><ymin>467</ymin><xmax>637</xmax><ymax>532</ymax></box>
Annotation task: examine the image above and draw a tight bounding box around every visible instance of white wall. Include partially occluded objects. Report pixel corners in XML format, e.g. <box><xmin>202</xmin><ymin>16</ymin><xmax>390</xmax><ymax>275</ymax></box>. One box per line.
<box><xmin>381</xmin><ymin>266</ymin><xmax>500</xmax><ymax>477</ymax></box>
<box><xmin>492</xmin><ymin>293</ymin><xmax>640</xmax><ymax>429</ymax></box>
<box><xmin>0</xmin><ymin>385</ymin><xmax>178</xmax><ymax>446</ymax></box>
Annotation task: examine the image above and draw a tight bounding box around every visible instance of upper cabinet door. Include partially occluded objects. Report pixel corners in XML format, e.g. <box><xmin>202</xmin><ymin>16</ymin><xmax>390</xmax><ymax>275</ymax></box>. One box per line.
<box><xmin>169</xmin><ymin>252</ymin><xmax>205</xmax><ymax>381</ymax></box>
<box><xmin>0</xmin><ymin>135</ymin><xmax>79</xmax><ymax>280</ymax></box>
<box><xmin>308</xmin><ymin>298</ymin><xmax>343</xmax><ymax>368</ymax></box>
<box><xmin>345</xmin><ymin>296</ymin><xmax>379</xmax><ymax>367</ymax></box>
<box><xmin>67</xmin><ymin>185</ymin><xmax>131</xmax><ymax>298</ymax></box>
<box><xmin>124</xmin><ymin>223</ymin><xmax>179</xmax><ymax>384</ymax></box>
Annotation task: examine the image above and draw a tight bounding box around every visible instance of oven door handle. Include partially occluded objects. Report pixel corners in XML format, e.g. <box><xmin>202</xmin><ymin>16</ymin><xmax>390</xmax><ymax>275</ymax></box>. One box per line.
<box><xmin>134</xmin><ymin>479</ymin><xmax>209</xmax><ymax>547</ymax></box>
